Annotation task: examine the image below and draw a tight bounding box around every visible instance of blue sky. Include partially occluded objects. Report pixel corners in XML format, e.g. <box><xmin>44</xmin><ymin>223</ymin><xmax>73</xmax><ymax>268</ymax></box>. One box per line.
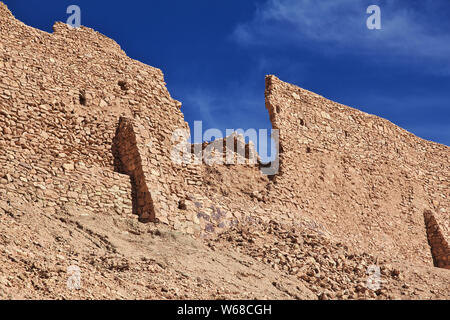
<box><xmin>4</xmin><ymin>0</ymin><xmax>450</xmax><ymax>148</ymax></box>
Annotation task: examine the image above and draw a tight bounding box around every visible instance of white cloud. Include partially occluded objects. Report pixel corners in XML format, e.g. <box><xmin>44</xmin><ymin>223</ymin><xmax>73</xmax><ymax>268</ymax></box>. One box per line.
<box><xmin>233</xmin><ymin>0</ymin><xmax>450</xmax><ymax>69</ymax></box>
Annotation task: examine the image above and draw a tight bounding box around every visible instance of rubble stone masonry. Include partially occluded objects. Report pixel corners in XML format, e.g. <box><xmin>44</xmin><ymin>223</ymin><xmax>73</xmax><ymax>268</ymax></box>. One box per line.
<box><xmin>0</xmin><ymin>3</ymin><xmax>448</xmax><ymax>269</ymax></box>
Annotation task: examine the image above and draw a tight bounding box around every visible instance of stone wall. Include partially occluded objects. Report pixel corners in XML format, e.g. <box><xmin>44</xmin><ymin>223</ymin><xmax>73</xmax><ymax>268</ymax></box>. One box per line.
<box><xmin>0</xmin><ymin>2</ymin><xmax>268</xmax><ymax>238</ymax></box>
<box><xmin>0</xmin><ymin>2</ymin><xmax>448</xmax><ymax>269</ymax></box>
<box><xmin>0</xmin><ymin>160</ymin><xmax>132</xmax><ymax>219</ymax></box>
<box><xmin>265</xmin><ymin>75</ymin><xmax>449</xmax><ymax>268</ymax></box>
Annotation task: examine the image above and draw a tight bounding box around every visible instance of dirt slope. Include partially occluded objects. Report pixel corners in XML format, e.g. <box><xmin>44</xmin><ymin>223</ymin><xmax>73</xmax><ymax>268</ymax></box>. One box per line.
<box><xmin>1</xmin><ymin>198</ymin><xmax>448</xmax><ymax>300</ymax></box>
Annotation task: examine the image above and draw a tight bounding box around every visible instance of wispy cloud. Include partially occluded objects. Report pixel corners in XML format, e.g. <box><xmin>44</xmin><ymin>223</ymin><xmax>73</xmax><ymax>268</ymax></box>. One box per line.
<box><xmin>180</xmin><ymin>80</ymin><xmax>272</xmax><ymax>132</ymax></box>
<box><xmin>233</xmin><ymin>0</ymin><xmax>450</xmax><ymax>71</ymax></box>
<box><xmin>179</xmin><ymin>84</ymin><xmax>279</xmax><ymax>159</ymax></box>
<box><xmin>183</xmin><ymin>89</ymin><xmax>220</xmax><ymax>130</ymax></box>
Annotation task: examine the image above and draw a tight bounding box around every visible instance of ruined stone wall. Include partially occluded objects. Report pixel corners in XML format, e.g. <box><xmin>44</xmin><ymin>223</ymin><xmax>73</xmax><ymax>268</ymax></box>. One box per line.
<box><xmin>0</xmin><ymin>2</ymin><xmax>268</xmax><ymax>237</ymax></box>
<box><xmin>265</xmin><ymin>75</ymin><xmax>449</xmax><ymax>267</ymax></box>
<box><xmin>0</xmin><ymin>3</ymin><xmax>187</xmax><ymax>221</ymax></box>
<box><xmin>166</xmin><ymin>135</ymin><xmax>272</xmax><ymax>236</ymax></box>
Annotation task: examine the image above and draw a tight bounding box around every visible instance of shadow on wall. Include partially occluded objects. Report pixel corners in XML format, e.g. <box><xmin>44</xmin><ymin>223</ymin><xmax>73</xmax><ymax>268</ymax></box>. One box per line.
<box><xmin>424</xmin><ymin>210</ymin><xmax>450</xmax><ymax>270</ymax></box>
<box><xmin>112</xmin><ymin>117</ymin><xmax>156</xmax><ymax>223</ymax></box>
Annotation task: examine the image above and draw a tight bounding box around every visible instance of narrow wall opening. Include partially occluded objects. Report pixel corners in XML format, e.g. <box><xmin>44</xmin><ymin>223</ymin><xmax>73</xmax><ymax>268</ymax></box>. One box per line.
<box><xmin>423</xmin><ymin>210</ymin><xmax>450</xmax><ymax>269</ymax></box>
<box><xmin>112</xmin><ymin>117</ymin><xmax>156</xmax><ymax>223</ymax></box>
